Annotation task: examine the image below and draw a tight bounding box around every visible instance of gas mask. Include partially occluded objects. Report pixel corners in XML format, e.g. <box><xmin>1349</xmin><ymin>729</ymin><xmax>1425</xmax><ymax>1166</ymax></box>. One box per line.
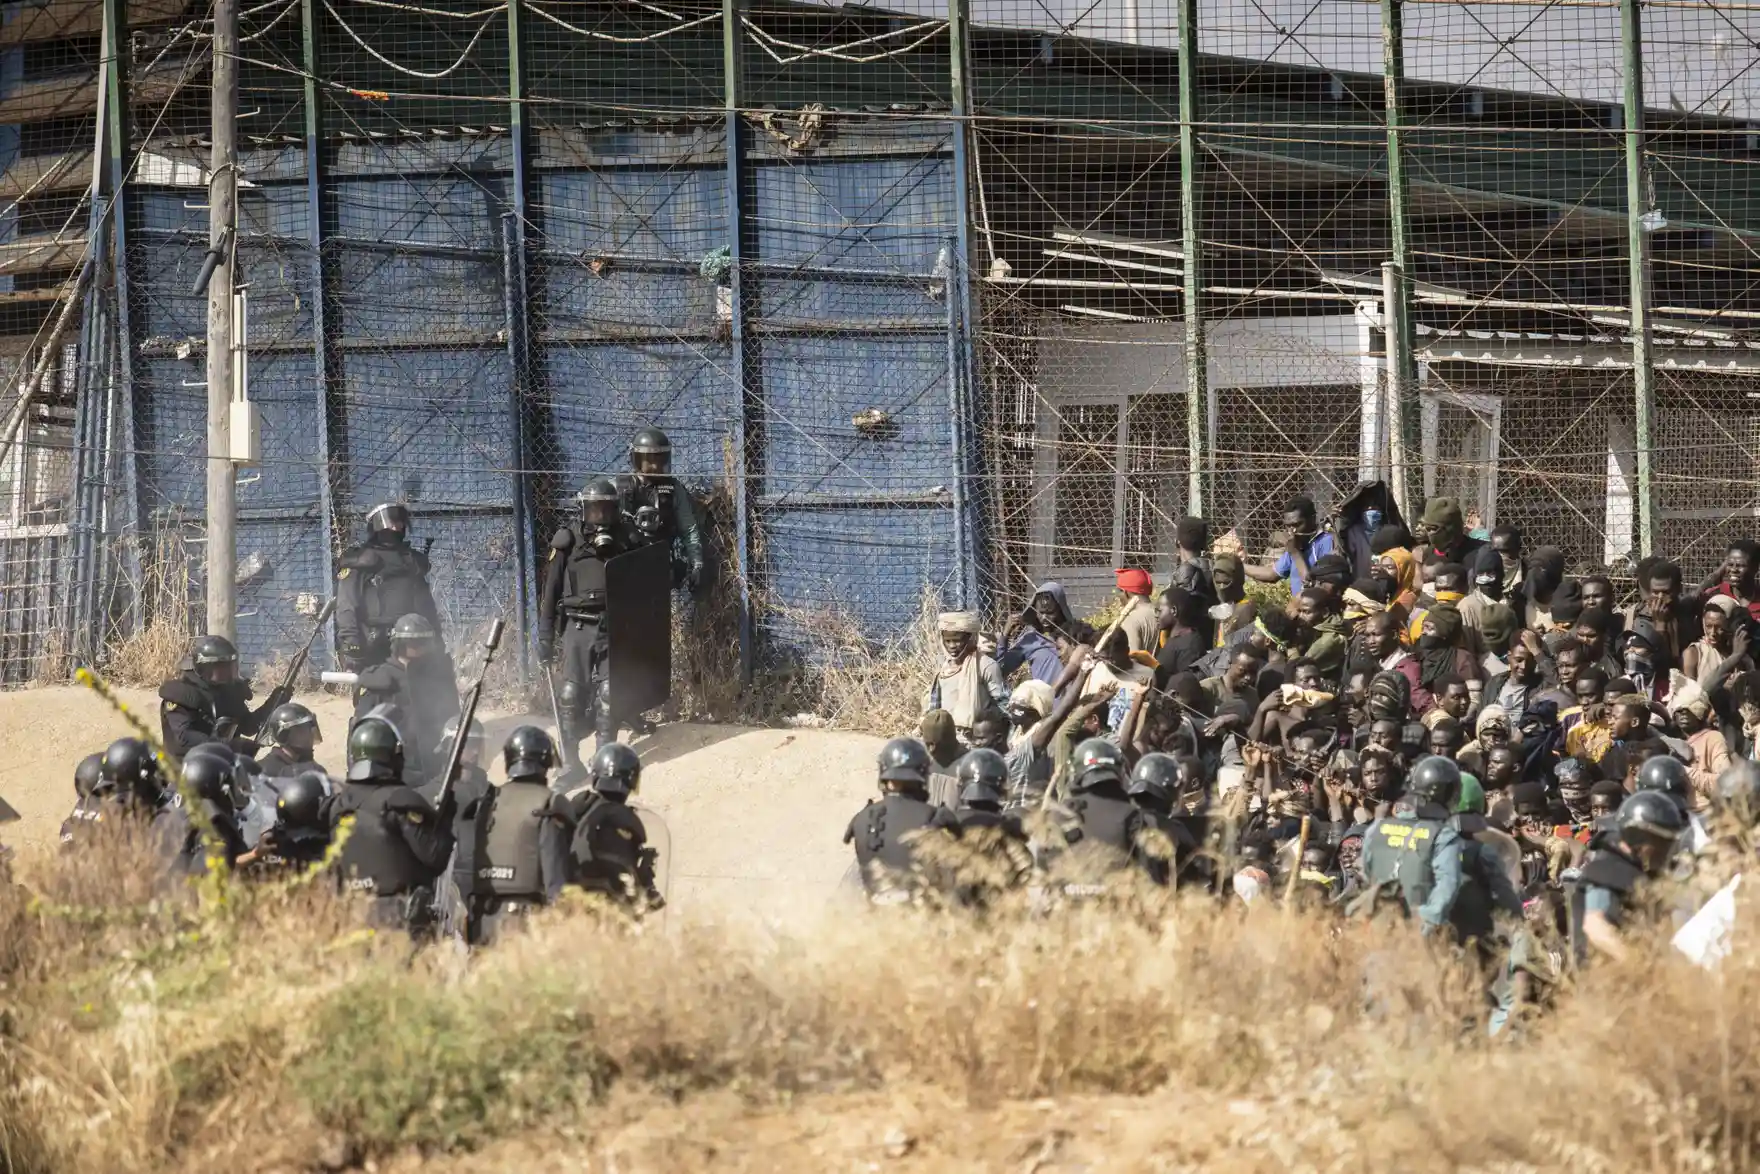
<box><xmin>633</xmin><ymin>505</ymin><xmax>665</xmax><ymax>541</ymax></box>
<box><xmin>590</xmin><ymin>526</ymin><xmax>619</xmax><ymax>554</ymax></box>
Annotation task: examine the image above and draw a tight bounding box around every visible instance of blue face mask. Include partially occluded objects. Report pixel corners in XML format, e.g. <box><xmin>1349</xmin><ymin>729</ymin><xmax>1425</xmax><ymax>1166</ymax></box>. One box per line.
<box><xmin>1363</xmin><ymin>508</ymin><xmax>1383</xmax><ymax>534</ymax></box>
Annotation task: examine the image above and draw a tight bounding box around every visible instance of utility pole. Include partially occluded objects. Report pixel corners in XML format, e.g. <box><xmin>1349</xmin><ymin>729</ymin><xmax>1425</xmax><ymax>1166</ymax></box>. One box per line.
<box><xmin>206</xmin><ymin>0</ymin><xmax>238</xmax><ymax>639</ymax></box>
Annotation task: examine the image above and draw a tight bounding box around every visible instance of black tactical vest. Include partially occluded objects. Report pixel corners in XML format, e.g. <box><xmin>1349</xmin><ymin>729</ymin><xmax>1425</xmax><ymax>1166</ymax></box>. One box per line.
<box><xmin>473</xmin><ymin>781</ymin><xmax>552</xmax><ymax>899</ymax></box>
<box><xmin>852</xmin><ymin>793</ymin><xmax>947</xmax><ymax>877</ymax></box>
<box><xmin>1362</xmin><ymin>805</ymin><xmax>1450</xmax><ymax>910</ymax></box>
<box><xmin>345</xmin><ymin>543</ymin><xmax>432</xmax><ymax>631</ymax></box>
<box><xmin>331</xmin><ymin>783</ymin><xmax>435</xmax><ymax>896</ymax></box>
<box><xmin>559</xmin><ymin>547</ymin><xmax>611</xmax><ymax>614</ymax></box>
<box><xmin>1068</xmin><ymin>793</ymin><xmax>1139</xmax><ymax>856</ymax></box>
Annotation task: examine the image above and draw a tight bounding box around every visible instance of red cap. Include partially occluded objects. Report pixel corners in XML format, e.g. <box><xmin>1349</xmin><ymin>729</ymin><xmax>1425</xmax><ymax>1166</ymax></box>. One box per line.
<box><xmin>1114</xmin><ymin>568</ymin><xmax>1152</xmax><ymax>596</ymax></box>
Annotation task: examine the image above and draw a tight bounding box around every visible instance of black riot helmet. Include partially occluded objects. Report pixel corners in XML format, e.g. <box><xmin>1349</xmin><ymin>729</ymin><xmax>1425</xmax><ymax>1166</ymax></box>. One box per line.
<box><xmin>956</xmin><ymin>747</ymin><xmax>1008</xmax><ymax>808</ymax></box>
<box><xmin>1635</xmin><ymin>755</ymin><xmax>1691</xmax><ymax>801</ymax></box>
<box><xmin>276</xmin><ymin>771</ymin><xmax>329</xmax><ymax>830</ymax></box>
<box><xmin>1406</xmin><ymin>755</ymin><xmax>1463</xmax><ymax>810</ymax></box>
<box><xmin>185</xmin><ymin>741</ymin><xmax>252</xmax><ymax>811</ymax></box>
<box><xmin>389</xmin><ymin>613</ymin><xmax>436</xmax><ymax>661</ymax></box>
<box><xmin>503</xmin><ymin>725</ymin><xmax>557</xmax><ymax>782</ymax></box>
<box><xmin>1616</xmin><ymin>789</ymin><xmax>1688</xmax><ymax>856</ymax></box>
<box><xmin>180</xmin><ymin>754</ymin><xmax>233</xmax><ymax>806</ymax></box>
<box><xmin>364</xmin><ymin>502</ymin><xmax>411</xmax><ymax>542</ymax></box>
<box><xmin>74</xmin><ymin>752</ymin><xmax>104</xmax><ymax>798</ymax></box>
<box><xmin>1070</xmin><ymin>738</ymin><xmax>1127</xmax><ymax>793</ymax></box>
<box><xmin>577</xmin><ymin>478</ymin><xmax>621</xmax><ymax>531</ymax></box>
<box><xmin>190</xmin><ymin>634</ymin><xmax>240</xmax><ymax>684</ymax></box>
<box><xmin>101</xmin><ymin>737</ymin><xmax>164</xmax><ymax>804</ymax></box>
<box><xmin>436</xmin><ymin>715</ymin><xmax>484</xmax><ymax>766</ymax></box>
<box><xmin>1127</xmin><ymin>751</ymin><xmax>1180</xmax><ymax>810</ymax></box>
<box><xmin>264</xmin><ymin>702</ymin><xmax>320</xmax><ymax>750</ymax></box>
<box><xmin>629</xmin><ymin>426</ymin><xmax>672</xmax><ymax>477</ymax></box>
<box><xmin>346</xmin><ymin>716</ymin><xmax>404</xmax><ymax>783</ymax></box>
<box><xmin>590</xmin><ymin>741</ymin><xmax>642</xmax><ymax>799</ymax></box>
<box><xmin>1714</xmin><ymin>759</ymin><xmax>1760</xmax><ymax>829</ymax></box>
<box><xmin>877</xmin><ymin>737</ymin><xmax>931</xmax><ymax>791</ymax></box>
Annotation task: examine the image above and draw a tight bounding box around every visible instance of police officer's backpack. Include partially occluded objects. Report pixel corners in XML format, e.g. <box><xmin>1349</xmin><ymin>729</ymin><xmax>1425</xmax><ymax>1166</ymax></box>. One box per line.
<box><xmin>473</xmin><ymin>780</ymin><xmax>554</xmax><ymax>900</ymax></box>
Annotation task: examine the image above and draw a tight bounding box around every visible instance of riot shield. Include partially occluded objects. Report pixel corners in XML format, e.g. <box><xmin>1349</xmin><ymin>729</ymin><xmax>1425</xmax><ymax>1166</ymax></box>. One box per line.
<box><xmin>606</xmin><ymin>542</ymin><xmax>673</xmax><ymax>721</ymax></box>
<box><xmin>631</xmin><ymin>799</ymin><xmax>672</xmax><ymax>909</ymax></box>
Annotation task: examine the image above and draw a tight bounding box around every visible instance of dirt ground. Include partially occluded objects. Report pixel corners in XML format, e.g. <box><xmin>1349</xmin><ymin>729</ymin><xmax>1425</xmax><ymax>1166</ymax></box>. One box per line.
<box><xmin>0</xmin><ymin>685</ymin><xmax>881</xmax><ymax>919</ymax></box>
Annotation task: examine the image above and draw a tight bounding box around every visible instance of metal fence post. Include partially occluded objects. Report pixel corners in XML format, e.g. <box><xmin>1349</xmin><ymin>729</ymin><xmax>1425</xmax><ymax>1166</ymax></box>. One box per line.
<box><xmin>722</xmin><ymin>0</ymin><xmax>754</xmax><ymax>681</ymax></box>
<box><xmin>1620</xmin><ymin>0</ymin><xmax>1658</xmax><ymax>556</ymax></box>
<box><xmin>1380</xmin><ymin>0</ymin><xmax>1419</xmax><ymax>518</ymax></box>
<box><xmin>300</xmin><ymin>0</ymin><xmax>339</xmax><ymax>646</ymax></box>
<box><xmin>504</xmin><ymin>0</ymin><xmax>537</xmax><ymax>669</ymax></box>
<box><xmin>102</xmin><ymin>0</ymin><xmax>142</xmax><ymax>636</ymax></box>
<box><xmin>948</xmin><ymin>0</ymin><xmax>976</xmax><ymax>609</ymax></box>
<box><xmin>1176</xmin><ymin>0</ymin><xmax>1208</xmax><ymax>518</ymax></box>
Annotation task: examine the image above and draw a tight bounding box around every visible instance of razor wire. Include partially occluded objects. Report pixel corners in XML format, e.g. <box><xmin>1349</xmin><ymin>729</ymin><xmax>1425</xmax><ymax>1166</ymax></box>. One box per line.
<box><xmin>6</xmin><ymin>0</ymin><xmax>1760</xmax><ymax>685</ymax></box>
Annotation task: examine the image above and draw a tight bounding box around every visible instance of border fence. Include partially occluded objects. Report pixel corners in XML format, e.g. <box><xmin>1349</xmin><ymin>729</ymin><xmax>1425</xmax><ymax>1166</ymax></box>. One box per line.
<box><xmin>0</xmin><ymin>0</ymin><xmax>1756</xmax><ymax>682</ymax></box>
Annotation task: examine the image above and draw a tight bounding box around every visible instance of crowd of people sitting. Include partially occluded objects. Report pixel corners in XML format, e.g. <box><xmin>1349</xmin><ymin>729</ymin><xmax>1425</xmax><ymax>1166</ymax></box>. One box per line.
<box><xmin>853</xmin><ymin>487</ymin><xmax>1760</xmax><ymax>1031</ymax></box>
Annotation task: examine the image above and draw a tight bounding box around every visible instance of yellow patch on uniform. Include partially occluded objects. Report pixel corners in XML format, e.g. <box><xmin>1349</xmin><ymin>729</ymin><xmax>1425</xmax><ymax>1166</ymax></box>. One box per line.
<box><xmin>547</xmin><ymin>549</ymin><xmax>558</xmax><ymax>562</ymax></box>
<box><xmin>406</xmin><ymin>812</ymin><xmax>424</xmax><ymax>824</ymax></box>
<box><xmin>616</xmin><ymin>828</ymin><xmax>634</xmax><ymax>840</ymax></box>
<box><xmin>338</xmin><ymin>568</ymin><xmax>351</xmax><ymax>579</ymax></box>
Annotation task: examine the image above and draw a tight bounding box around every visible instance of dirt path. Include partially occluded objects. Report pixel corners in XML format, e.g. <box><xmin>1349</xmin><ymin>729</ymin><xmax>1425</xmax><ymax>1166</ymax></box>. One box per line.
<box><xmin>0</xmin><ymin>686</ymin><xmax>881</xmax><ymax>920</ymax></box>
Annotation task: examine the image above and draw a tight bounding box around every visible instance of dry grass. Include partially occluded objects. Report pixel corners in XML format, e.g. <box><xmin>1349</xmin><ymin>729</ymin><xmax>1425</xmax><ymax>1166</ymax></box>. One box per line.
<box><xmin>6</xmin><ymin>830</ymin><xmax>1760</xmax><ymax>1174</ymax></box>
<box><xmin>776</xmin><ymin>587</ymin><xmax>944</xmax><ymax>736</ymax></box>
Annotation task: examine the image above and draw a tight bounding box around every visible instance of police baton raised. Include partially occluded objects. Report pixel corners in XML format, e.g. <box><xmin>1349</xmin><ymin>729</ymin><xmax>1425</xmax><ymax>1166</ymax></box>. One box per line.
<box><xmin>276</xmin><ymin>596</ymin><xmax>337</xmax><ymax>698</ymax></box>
<box><xmin>434</xmin><ymin>618</ymin><xmax>504</xmax><ymax>810</ymax></box>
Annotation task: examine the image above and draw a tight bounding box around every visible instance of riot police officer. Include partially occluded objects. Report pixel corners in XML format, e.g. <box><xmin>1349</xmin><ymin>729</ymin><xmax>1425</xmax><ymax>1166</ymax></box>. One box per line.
<box><xmin>1056</xmin><ymin>739</ymin><xmax>1155</xmax><ymax>887</ymax></box>
<box><xmin>1356</xmin><ymin>755</ymin><xmax>1467</xmax><ymax>935</ymax></box>
<box><xmin>1634</xmin><ymin>753</ymin><xmax>1709</xmax><ymax>853</ymax></box>
<box><xmin>617</xmin><ymin>427</ymin><xmax>706</xmax><ymax>591</ymax></box>
<box><xmin>60</xmin><ymin>738</ymin><xmax>186</xmax><ymax>869</ymax></box>
<box><xmin>172</xmin><ymin>753</ymin><xmax>250</xmax><ymax>874</ymax></box>
<box><xmin>842</xmin><ymin>738</ymin><xmax>960</xmax><ymax>902</ymax></box>
<box><xmin>1577</xmin><ymin>789</ymin><xmax>1688</xmax><ymax>963</ymax></box>
<box><xmin>324</xmin><ymin>715</ymin><xmax>454</xmax><ymax>937</ymax></box>
<box><xmin>1125</xmin><ymin>752</ymin><xmax>1200</xmax><ymax>885</ymax></box>
<box><xmin>569</xmin><ymin>742</ymin><xmax>665</xmax><ymax>909</ymax></box>
<box><xmin>466</xmin><ymin>726</ymin><xmax>572</xmax><ymax>943</ymax></box>
<box><xmin>158</xmin><ymin>635</ymin><xmax>289</xmax><ymax>758</ymax></box>
<box><xmin>241</xmin><ymin>771</ymin><xmax>333</xmax><ymax>877</ymax></box>
<box><xmin>353</xmin><ymin>613</ymin><xmax>460</xmax><ymax>784</ymax></box>
<box><xmin>418</xmin><ymin>714</ymin><xmax>489</xmax><ymax>937</ymax></box>
<box><xmin>950</xmin><ymin>748</ymin><xmax>1031</xmax><ymax>902</ymax></box>
<box><xmin>539</xmin><ymin>477</ymin><xmax>629</xmax><ymax>770</ymax></box>
<box><xmin>334</xmin><ymin>502</ymin><xmax>445</xmax><ymax>672</ymax></box>
<box><xmin>258</xmin><ymin>703</ymin><xmax>322</xmax><ymax>779</ymax></box>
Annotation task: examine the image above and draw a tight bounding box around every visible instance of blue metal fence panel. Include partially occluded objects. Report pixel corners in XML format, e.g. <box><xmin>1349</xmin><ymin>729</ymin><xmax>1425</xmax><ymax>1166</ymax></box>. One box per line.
<box><xmin>539</xmin><ymin>342</ymin><xmax>733</xmax><ymax>487</ymax></box>
<box><xmin>337</xmin><ymin>348</ymin><xmax>515</xmax><ymax>508</ymax></box>
<box><xmin>751</xmin><ymin>130</ymin><xmax>961</xmax><ymax>640</ymax></box>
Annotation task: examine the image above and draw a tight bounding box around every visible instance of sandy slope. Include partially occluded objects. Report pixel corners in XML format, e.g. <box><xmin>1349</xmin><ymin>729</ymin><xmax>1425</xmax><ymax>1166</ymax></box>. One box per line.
<box><xmin>0</xmin><ymin>685</ymin><xmax>881</xmax><ymax>920</ymax></box>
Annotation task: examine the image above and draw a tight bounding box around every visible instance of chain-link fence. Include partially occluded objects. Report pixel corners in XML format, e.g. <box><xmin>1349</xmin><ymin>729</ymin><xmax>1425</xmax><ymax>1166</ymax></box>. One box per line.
<box><xmin>1</xmin><ymin>0</ymin><xmax>1758</xmax><ymax>684</ymax></box>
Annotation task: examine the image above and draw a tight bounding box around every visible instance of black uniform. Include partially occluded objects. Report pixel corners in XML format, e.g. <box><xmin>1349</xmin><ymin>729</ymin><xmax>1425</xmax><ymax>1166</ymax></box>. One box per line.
<box><xmin>326</xmin><ymin>777</ymin><xmax>454</xmax><ymax>935</ymax></box>
<box><xmin>539</xmin><ymin>525</ymin><xmax>626</xmax><ymax>754</ymax></box>
<box><xmin>951</xmin><ymin>805</ymin><xmax>1032</xmax><ymax>903</ymax></box>
<box><xmin>167</xmin><ymin>797</ymin><xmax>249</xmax><ymax>876</ymax></box>
<box><xmin>158</xmin><ymin>670</ymin><xmax>283</xmax><ymax>758</ymax></box>
<box><xmin>60</xmin><ymin>792</ymin><xmax>191</xmax><ymax>875</ymax></box>
<box><xmin>352</xmin><ymin>659</ymin><xmax>460</xmax><ymax>783</ymax></box>
<box><xmin>257</xmin><ymin>746</ymin><xmax>315</xmax><ymax>780</ymax></box>
<box><xmin>463</xmin><ymin>779</ymin><xmax>574</xmax><ymax>942</ymax></box>
<box><xmin>245</xmin><ymin>826</ymin><xmax>333</xmax><ymax>877</ymax></box>
<box><xmin>568</xmin><ymin>792</ymin><xmax>662</xmax><ymax>908</ymax></box>
<box><xmin>615</xmin><ymin>472</ymin><xmax>706</xmax><ymax>591</ymax></box>
<box><xmin>843</xmin><ymin>792</ymin><xmax>960</xmax><ymax>900</ymax></box>
<box><xmin>1062</xmin><ymin>785</ymin><xmax>1153</xmax><ymax>878</ymax></box>
<box><xmin>417</xmin><ymin>765</ymin><xmax>491</xmax><ymax>907</ymax></box>
<box><xmin>334</xmin><ymin>535</ymin><xmax>444</xmax><ymax>672</ymax></box>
